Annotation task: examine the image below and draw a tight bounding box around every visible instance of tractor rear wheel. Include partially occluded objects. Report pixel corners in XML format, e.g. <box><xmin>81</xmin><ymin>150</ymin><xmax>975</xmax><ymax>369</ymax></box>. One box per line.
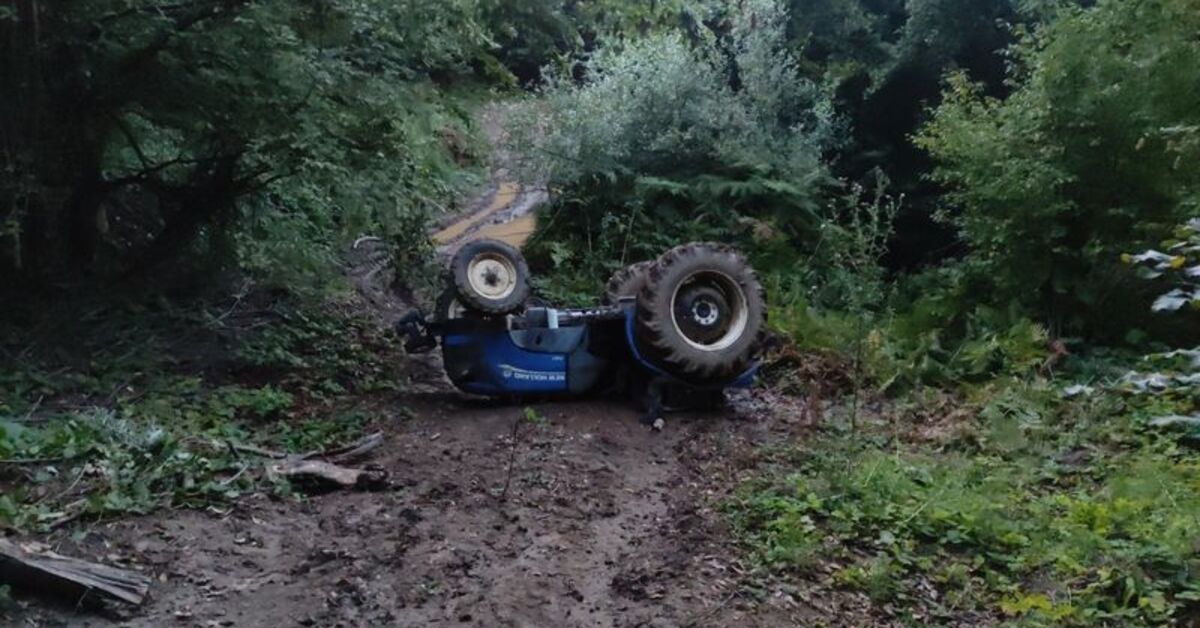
<box><xmin>634</xmin><ymin>243</ymin><xmax>765</xmax><ymax>384</ymax></box>
<box><xmin>603</xmin><ymin>260</ymin><xmax>655</xmax><ymax>304</ymax></box>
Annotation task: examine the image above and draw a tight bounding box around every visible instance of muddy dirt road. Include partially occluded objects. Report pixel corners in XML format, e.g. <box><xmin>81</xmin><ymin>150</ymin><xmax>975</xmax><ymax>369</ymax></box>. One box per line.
<box><xmin>24</xmin><ymin>381</ymin><xmax>808</xmax><ymax>627</ymax></box>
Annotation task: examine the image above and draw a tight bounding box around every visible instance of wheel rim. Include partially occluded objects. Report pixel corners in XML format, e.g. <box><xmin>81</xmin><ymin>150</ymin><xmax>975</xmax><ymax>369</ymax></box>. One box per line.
<box><xmin>669</xmin><ymin>271</ymin><xmax>749</xmax><ymax>352</ymax></box>
<box><xmin>466</xmin><ymin>252</ymin><xmax>518</xmax><ymax>301</ymax></box>
<box><xmin>445</xmin><ymin>298</ymin><xmax>468</xmax><ymax>319</ymax></box>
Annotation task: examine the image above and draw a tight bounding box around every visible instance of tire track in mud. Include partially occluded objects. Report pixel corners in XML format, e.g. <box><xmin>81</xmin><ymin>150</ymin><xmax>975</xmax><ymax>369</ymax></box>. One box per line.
<box><xmin>431</xmin><ymin>181</ymin><xmax>546</xmax><ymax>253</ymax></box>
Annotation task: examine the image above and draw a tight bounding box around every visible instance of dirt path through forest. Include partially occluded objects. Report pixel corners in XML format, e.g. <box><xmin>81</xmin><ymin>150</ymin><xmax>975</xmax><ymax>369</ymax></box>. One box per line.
<box><xmin>431</xmin><ymin>105</ymin><xmax>546</xmax><ymax>254</ymax></box>
<box><xmin>28</xmin><ymin>377</ymin><xmax>808</xmax><ymax>627</ymax></box>
<box><xmin>14</xmin><ymin>104</ymin><xmax>814</xmax><ymax>628</ymax></box>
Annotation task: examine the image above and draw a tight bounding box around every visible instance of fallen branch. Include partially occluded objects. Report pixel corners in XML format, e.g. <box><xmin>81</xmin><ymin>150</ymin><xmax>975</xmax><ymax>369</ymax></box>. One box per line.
<box><xmin>228</xmin><ymin>441</ymin><xmax>287</xmax><ymax>459</ymax></box>
<box><xmin>228</xmin><ymin>431</ymin><xmax>384</xmax><ymax>464</ymax></box>
<box><xmin>0</xmin><ymin>539</ymin><xmax>152</xmax><ymax>606</ymax></box>
<box><xmin>308</xmin><ymin>431</ymin><xmax>384</xmax><ymax>465</ymax></box>
<box><xmin>46</xmin><ymin>499</ymin><xmax>89</xmax><ymax>531</ymax></box>
<box><xmin>228</xmin><ymin>432</ymin><xmax>388</xmax><ymax>493</ymax></box>
<box><xmin>267</xmin><ymin>459</ymin><xmax>387</xmax><ymax>491</ymax></box>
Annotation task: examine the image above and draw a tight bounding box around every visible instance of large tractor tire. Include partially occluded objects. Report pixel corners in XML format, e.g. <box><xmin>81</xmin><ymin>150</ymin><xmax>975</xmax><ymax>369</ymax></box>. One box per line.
<box><xmin>634</xmin><ymin>243</ymin><xmax>765</xmax><ymax>384</ymax></box>
<box><xmin>603</xmin><ymin>260</ymin><xmax>655</xmax><ymax>304</ymax></box>
<box><xmin>434</xmin><ymin>288</ymin><xmax>477</xmax><ymax>322</ymax></box>
<box><xmin>449</xmin><ymin>239</ymin><xmax>531</xmax><ymax>315</ymax></box>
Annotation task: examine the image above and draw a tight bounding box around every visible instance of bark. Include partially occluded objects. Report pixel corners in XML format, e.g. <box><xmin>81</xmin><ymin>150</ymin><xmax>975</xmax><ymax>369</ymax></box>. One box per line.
<box><xmin>0</xmin><ymin>538</ymin><xmax>152</xmax><ymax>606</ymax></box>
<box><xmin>61</xmin><ymin>157</ymin><xmax>110</xmax><ymax>271</ymax></box>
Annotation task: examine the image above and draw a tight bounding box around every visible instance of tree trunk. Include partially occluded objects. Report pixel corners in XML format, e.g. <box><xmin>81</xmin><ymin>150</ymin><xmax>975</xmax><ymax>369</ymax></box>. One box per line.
<box><xmin>130</xmin><ymin>155</ymin><xmax>242</xmax><ymax>275</ymax></box>
<box><xmin>61</xmin><ymin>160</ymin><xmax>109</xmax><ymax>274</ymax></box>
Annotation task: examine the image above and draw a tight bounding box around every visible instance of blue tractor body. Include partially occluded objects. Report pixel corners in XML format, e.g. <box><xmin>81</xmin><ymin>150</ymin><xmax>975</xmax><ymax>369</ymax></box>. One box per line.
<box><xmin>442</xmin><ymin>321</ymin><xmax>590</xmax><ymax>395</ymax></box>
<box><xmin>396</xmin><ymin>240</ymin><xmax>766</xmax><ymax>421</ymax></box>
<box><xmin>425</xmin><ymin>304</ymin><xmax>756</xmax><ymax>402</ymax></box>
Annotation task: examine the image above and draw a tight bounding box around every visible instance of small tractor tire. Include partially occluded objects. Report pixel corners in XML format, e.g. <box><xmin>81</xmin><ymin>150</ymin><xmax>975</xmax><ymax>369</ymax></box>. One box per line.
<box><xmin>449</xmin><ymin>239</ymin><xmax>531</xmax><ymax>315</ymax></box>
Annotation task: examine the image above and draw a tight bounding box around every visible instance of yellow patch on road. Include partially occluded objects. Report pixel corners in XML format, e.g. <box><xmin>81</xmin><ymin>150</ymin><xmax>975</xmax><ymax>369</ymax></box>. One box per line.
<box><xmin>473</xmin><ymin>213</ymin><xmax>537</xmax><ymax>248</ymax></box>
<box><xmin>432</xmin><ymin>182</ymin><xmax>520</xmax><ymax>245</ymax></box>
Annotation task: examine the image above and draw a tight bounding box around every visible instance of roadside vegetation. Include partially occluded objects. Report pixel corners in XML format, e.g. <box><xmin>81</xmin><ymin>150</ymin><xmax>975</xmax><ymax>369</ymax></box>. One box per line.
<box><xmin>0</xmin><ymin>296</ymin><xmax>403</xmax><ymax>531</ymax></box>
<box><xmin>509</xmin><ymin>0</ymin><xmax>1200</xmax><ymax>624</ymax></box>
<box><xmin>3</xmin><ymin>0</ymin><xmax>1199</xmax><ymax>625</ymax></box>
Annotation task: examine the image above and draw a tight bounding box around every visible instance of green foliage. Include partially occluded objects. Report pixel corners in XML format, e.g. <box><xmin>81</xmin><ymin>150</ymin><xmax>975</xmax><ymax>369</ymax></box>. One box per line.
<box><xmin>235</xmin><ymin>306</ymin><xmax>404</xmax><ymax>396</ymax></box>
<box><xmin>728</xmin><ymin>378</ymin><xmax>1200</xmax><ymax>624</ymax></box>
<box><xmin>1</xmin><ymin>0</ymin><xmax>492</xmax><ymax>290</ymax></box>
<box><xmin>806</xmin><ymin>172</ymin><xmax>904</xmax><ymax>313</ymax></box>
<box><xmin>0</xmin><ymin>301</ymin><xmax>404</xmax><ymax>531</ymax></box>
<box><xmin>481</xmin><ymin>0</ymin><xmax>688</xmax><ymax>83</ymax></box>
<box><xmin>522</xmin><ymin>406</ymin><xmax>548</xmax><ymax>426</ymax></box>
<box><xmin>1114</xmin><ymin>219</ymin><xmax>1200</xmax><ymax>434</ymax></box>
<box><xmin>1125</xmin><ymin>219</ymin><xmax>1200</xmax><ymax>314</ymax></box>
<box><xmin>752</xmin><ymin>206</ymin><xmax>1200</xmax><ymax>622</ymax></box>
<box><xmin>516</xmin><ymin>0</ymin><xmax>835</xmax><ymax>189</ymax></box>
<box><xmin>771</xmin><ymin>277</ymin><xmax>1052</xmax><ymax>392</ymax></box>
<box><xmin>917</xmin><ymin>0</ymin><xmax>1200</xmax><ymax>336</ymax></box>
<box><xmin>511</xmin><ymin>0</ymin><xmax>838</xmax><ymax>298</ymax></box>
<box><xmin>271</xmin><ymin>411</ymin><xmax>368</xmax><ymax>453</ymax></box>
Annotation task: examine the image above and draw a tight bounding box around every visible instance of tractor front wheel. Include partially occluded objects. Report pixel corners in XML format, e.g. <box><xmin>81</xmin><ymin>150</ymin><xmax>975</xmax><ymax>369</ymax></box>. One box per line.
<box><xmin>449</xmin><ymin>239</ymin><xmax>531</xmax><ymax>315</ymax></box>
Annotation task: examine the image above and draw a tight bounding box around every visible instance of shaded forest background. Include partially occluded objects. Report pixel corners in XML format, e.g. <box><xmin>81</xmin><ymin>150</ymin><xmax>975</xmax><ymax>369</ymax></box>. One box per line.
<box><xmin>4</xmin><ymin>1</ymin><xmax>1200</xmax><ymax>624</ymax></box>
<box><xmin>6</xmin><ymin>0</ymin><xmax>1195</xmax><ymax>347</ymax></box>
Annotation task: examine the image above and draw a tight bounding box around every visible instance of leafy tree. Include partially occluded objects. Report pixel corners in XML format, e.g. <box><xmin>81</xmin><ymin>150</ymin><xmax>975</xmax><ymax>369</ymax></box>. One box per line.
<box><xmin>778</xmin><ymin>0</ymin><xmax>1049</xmax><ymax>270</ymax></box>
<box><xmin>510</xmin><ymin>0</ymin><xmax>838</xmax><ymax>293</ymax></box>
<box><xmin>0</xmin><ymin>1</ymin><xmax>491</xmax><ymax>292</ymax></box>
<box><xmin>480</xmin><ymin>0</ymin><xmax>689</xmax><ymax>85</ymax></box>
<box><xmin>917</xmin><ymin>0</ymin><xmax>1200</xmax><ymax>336</ymax></box>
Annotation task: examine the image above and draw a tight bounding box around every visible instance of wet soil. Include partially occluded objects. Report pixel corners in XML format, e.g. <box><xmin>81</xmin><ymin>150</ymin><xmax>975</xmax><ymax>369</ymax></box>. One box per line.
<box><xmin>13</xmin><ymin>383</ymin><xmax>812</xmax><ymax>627</ymax></box>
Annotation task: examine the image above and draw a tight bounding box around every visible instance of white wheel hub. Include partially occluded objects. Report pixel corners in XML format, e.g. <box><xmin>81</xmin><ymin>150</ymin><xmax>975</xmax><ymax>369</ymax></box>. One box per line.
<box><xmin>692</xmin><ymin>299</ymin><xmax>720</xmax><ymax>326</ymax></box>
<box><xmin>670</xmin><ymin>271</ymin><xmax>749</xmax><ymax>353</ymax></box>
<box><xmin>467</xmin><ymin>253</ymin><xmax>518</xmax><ymax>301</ymax></box>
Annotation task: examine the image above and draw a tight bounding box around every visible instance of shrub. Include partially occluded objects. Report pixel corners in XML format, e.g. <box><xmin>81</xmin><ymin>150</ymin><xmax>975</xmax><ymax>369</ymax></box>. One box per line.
<box><xmin>509</xmin><ymin>0</ymin><xmax>839</xmax><ymax>297</ymax></box>
<box><xmin>917</xmin><ymin>0</ymin><xmax>1200</xmax><ymax>338</ymax></box>
<box><xmin>728</xmin><ymin>385</ymin><xmax>1200</xmax><ymax>624</ymax></box>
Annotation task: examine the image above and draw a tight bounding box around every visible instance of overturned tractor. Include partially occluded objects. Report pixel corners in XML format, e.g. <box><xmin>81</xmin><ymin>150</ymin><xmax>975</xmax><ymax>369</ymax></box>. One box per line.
<box><xmin>397</xmin><ymin>240</ymin><xmax>766</xmax><ymax>424</ymax></box>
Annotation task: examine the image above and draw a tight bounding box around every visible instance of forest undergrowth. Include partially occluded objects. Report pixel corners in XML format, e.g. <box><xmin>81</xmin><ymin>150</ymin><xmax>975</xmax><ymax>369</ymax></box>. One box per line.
<box><xmin>0</xmin><ymin>294</ymin><xmax>405</xmax><ymax>535</ymax></box>
<box><xmin>3</xmin><ymin>0</ymin><xmax>1200</xmax><ymax>625</ymax></box>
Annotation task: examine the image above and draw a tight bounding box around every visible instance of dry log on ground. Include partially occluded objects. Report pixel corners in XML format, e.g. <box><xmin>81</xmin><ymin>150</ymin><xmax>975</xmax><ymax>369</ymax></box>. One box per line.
<box><xmin>267</xmin><ymin>459</ymin><xmax>388</xmax><ymax>491</ymax></box>
<box><xmin>0</xmin><ymin>538</ymin><xmax>151</xmax><ymax>606</ymax></box>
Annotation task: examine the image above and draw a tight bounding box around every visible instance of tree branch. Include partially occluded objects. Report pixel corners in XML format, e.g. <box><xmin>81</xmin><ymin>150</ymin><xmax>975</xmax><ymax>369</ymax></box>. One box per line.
<box><xmin>97</xmin><ymin>0</ymin><xmax>252</xmax><ymax>108</ymax></box>
<box><xmin>112</xmin><ymin>115</ymin><xmax>152</xmax><ymax>170</ymax></box>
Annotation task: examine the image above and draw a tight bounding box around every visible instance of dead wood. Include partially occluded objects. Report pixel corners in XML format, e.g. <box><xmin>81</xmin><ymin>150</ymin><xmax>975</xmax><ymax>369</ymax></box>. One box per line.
<box><xmin>307</xmin><ymin>431</ymin><xmax>384</xmax><ymax>464</ymax></box>
<box><xmin>0</xmin><ymin>538</ymin><xmax>152</xmax><ymax>606</ymax></box>
<box><xmin>230</xmin><ymin>431</ymin><xmax>384</xmax><ymax>464</ymax></box>
<box><xmin>267</xmin><ymin>459</ymin><xmax>388</xmax><ymax>491</ymax></box>
<box><xmin>230</xmin><ymin>431</ymin><xmax>387</xmax><ymax>492</ymax></box>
